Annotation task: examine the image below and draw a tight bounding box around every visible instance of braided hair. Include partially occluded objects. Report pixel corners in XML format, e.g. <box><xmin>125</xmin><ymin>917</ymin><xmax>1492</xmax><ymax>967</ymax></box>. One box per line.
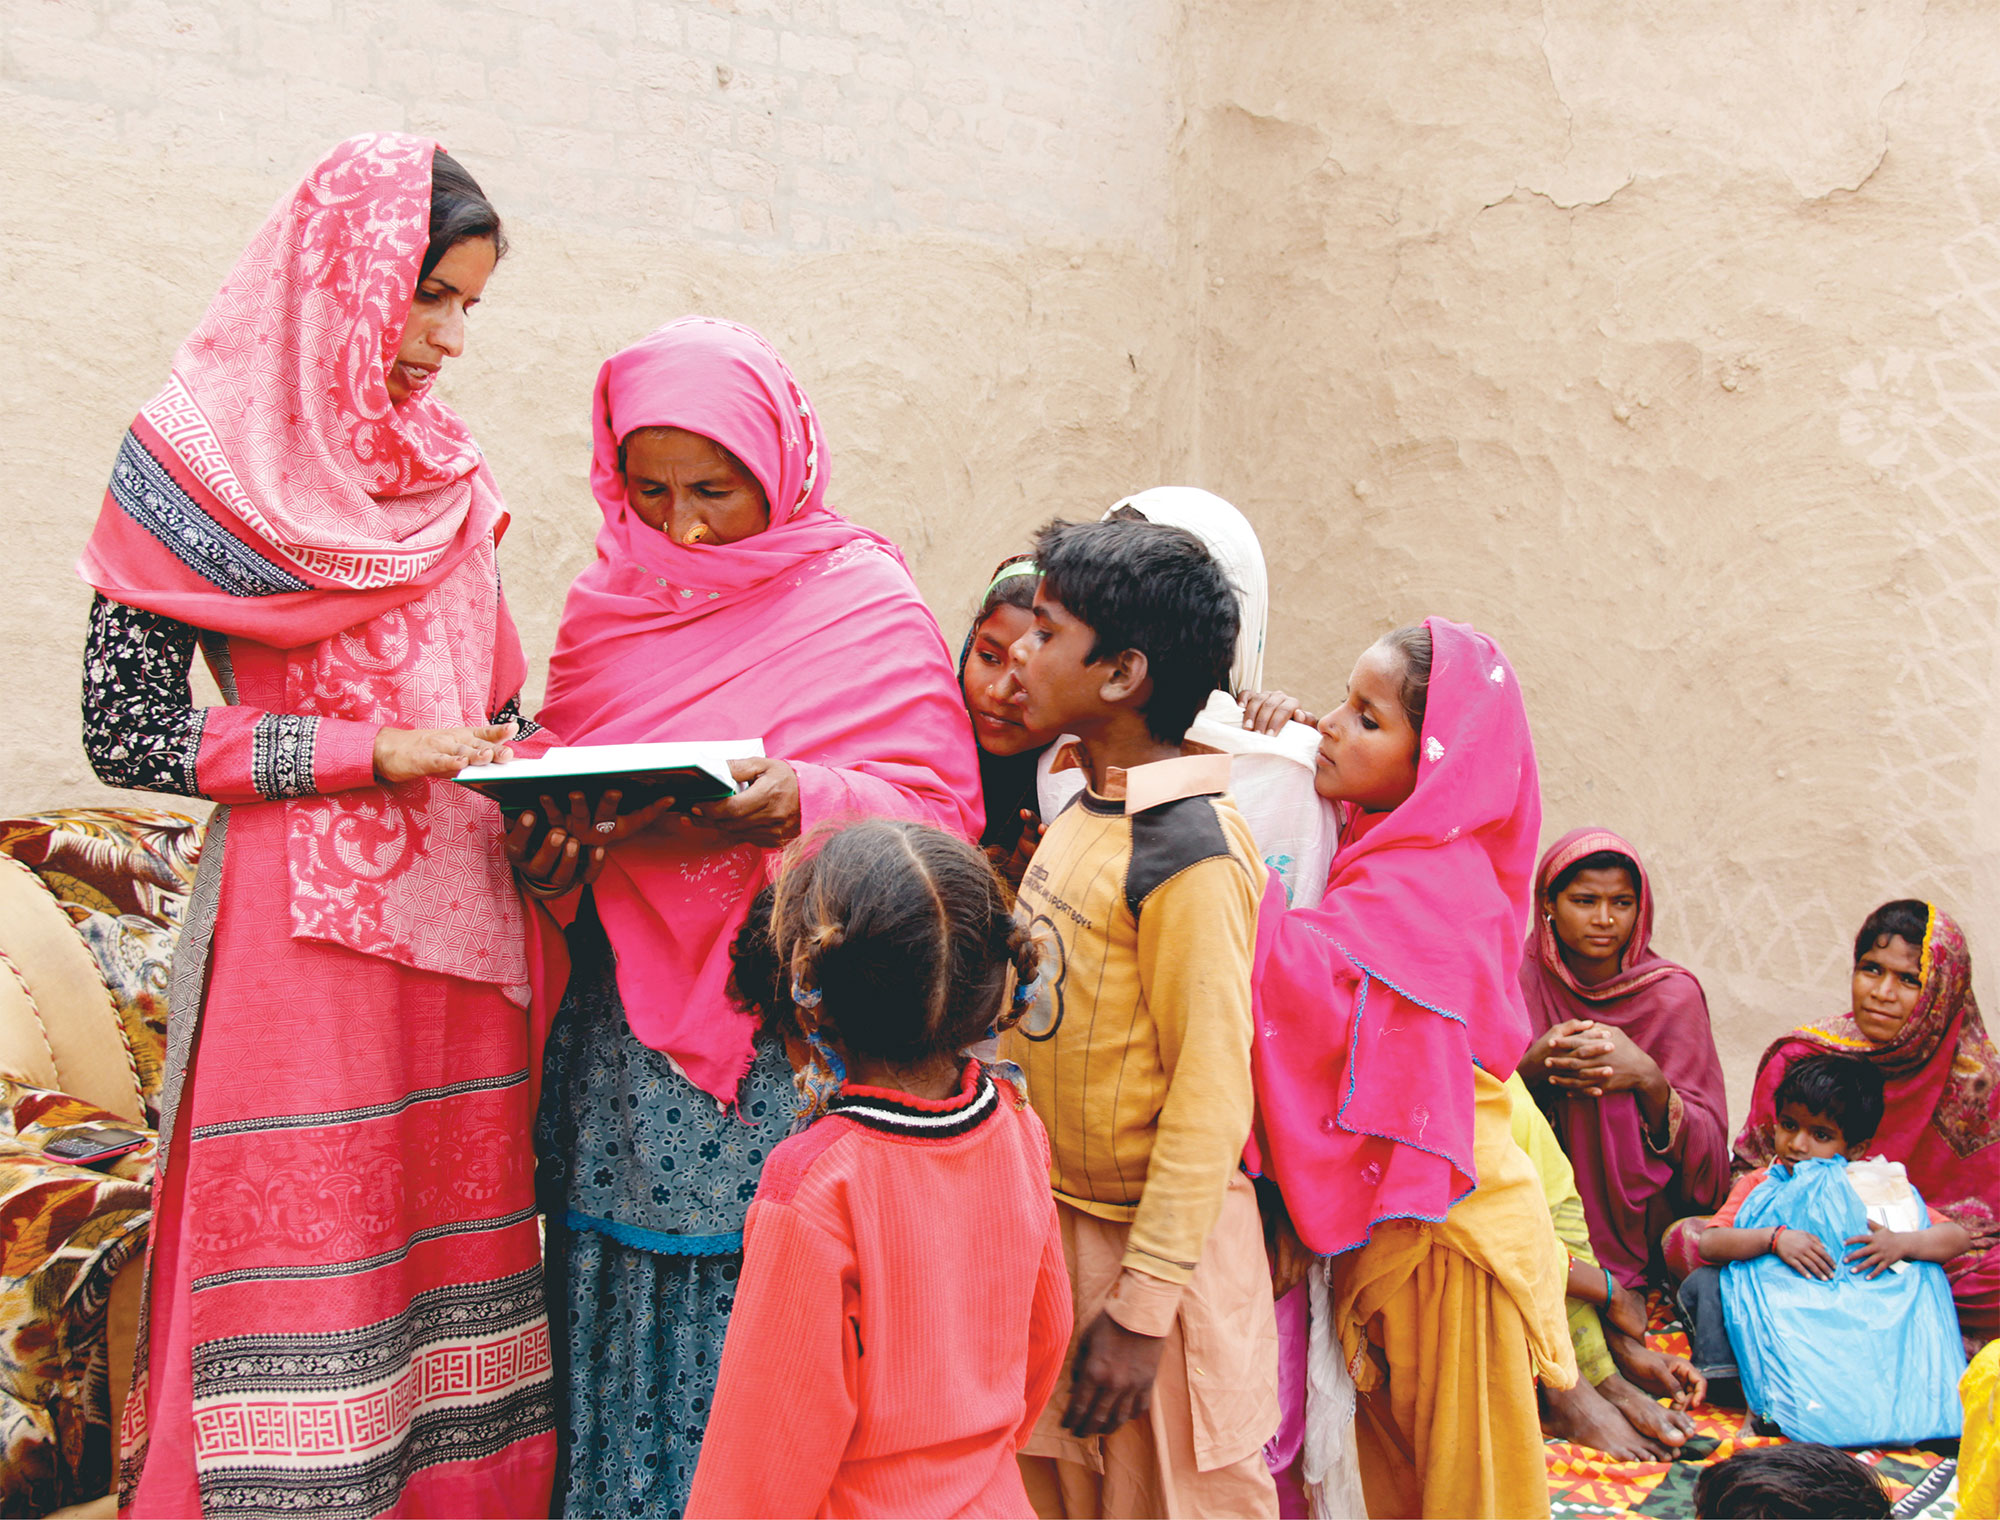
<box><xmin>768</xmin><ymin>819</ymin><xmax>1040</xmax><ymax>1065</ymax></box>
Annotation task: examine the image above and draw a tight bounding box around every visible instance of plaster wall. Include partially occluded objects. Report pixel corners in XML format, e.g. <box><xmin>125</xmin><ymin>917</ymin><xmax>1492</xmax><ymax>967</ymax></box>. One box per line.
<box><xmin>1190</xmin><ymin>0</ymin><xmax>2000</xmax><ymax>1109</ymax></box>
<box><xmin>0</xmin><ymin>0</ymin><xmax>1193</xmax><ymax>803</ymax></box>
<box><xmin>7</xmin><ymin>0</ymin><xmax>2000</xmax><ymax>1106</ymax></box>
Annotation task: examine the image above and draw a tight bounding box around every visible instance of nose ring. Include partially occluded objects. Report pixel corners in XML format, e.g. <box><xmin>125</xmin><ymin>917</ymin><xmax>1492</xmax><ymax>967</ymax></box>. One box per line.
<box><xmin>682</xmin><ymin>523</ymin><xmax>713</xmax><ymax>546</ymax></box>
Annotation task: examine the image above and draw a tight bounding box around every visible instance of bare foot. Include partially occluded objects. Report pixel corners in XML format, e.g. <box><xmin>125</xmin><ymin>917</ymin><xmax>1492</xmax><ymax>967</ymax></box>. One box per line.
<box><xmin>1541</xmin><ymin>1376</ymin><xmax>1672</xmax><ymax>1461</ymax></box>
<box><xmin>1608</xmin><ymin>1331</ymin><xmax>1707</xmax><ymax>1409</ymax></box>
<box><xmin>1599</xmin><ymin>1371</ymin><xmax>1696</xmax><ymax>1449</ymax></box>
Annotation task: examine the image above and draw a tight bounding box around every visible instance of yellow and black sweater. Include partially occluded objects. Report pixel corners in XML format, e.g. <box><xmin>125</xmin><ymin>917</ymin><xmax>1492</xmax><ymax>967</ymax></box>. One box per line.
<box><xmin>1003</xmin><ymin>744</ymin><xmax>1264</xmax><ymax>1322</ymax></box>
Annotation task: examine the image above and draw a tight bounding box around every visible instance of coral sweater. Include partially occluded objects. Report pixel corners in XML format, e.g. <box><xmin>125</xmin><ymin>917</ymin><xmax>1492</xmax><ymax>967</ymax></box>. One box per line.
<box><xmin>688</xmin><ymin>1063</ymin><xmax>1072</xmax><ymax>1519</ymax></box>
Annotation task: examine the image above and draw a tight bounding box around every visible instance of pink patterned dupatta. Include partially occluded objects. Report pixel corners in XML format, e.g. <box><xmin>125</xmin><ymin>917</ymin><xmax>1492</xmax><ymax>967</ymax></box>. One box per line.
<box><xmin>77</xmin><ymin>133</ymin><xmax>529</xmax><ymax>998</ymax></box>
<box><xmin>533</xmin><ymin>318</ymin><xmax>982</xmax><ymax>1100</ymax></box>
<box><xmin>1248</xmin><ymin>619</ymin><xmax>1543</xmax><ymax>1255</ymax></box>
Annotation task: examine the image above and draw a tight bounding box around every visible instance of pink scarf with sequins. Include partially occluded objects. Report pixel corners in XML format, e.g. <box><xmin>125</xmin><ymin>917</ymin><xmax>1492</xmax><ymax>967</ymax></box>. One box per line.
<box><xmin>532</xmin><ymin>318</ymin><xmax>981</xmax><ymax>1101</ymax></box>
<box><xmin>1248</xmin><ymin>619</ymin><xmax>1543</xmax><ymax>1255</ymax></box>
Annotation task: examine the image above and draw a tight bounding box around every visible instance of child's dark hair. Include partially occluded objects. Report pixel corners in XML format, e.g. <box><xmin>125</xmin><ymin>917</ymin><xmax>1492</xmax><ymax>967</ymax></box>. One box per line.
<box><xmin>1692</xmin><ymin>1442</ymin><xmax>1890</xmax><ymax>1518</ymax></box>
<box><xmin>1031</xmin><ymin>517</ymin><xmax>1237</xmax><ymax>743</ymax></box>
<box><xmin>423</xmin><ymin>150</ymin><xmax>507</xmax><ymax>281</ymax></box>
<box><xmin>1373</xmin><ymin>623</ymin><xmax>1433</xmax><ymax>732</ymax></box>
<box><xmin>770</xmin><ymin>819</ymin><xmax>1040</xmax><ymax>1065</ymax></box>
<box><xmin>1854</xmin><ymin>898</ymin><xmax>1930</xmax><ymax>964</ymax></box>
<box><xmin>1549</xmin><ymin>849</ymin><xmax>1640</xmax><ymax>899</ymax></box>
<box><xmin>726</xmin><ymin>883</ymin><xmax>789</xmax><ymax>1040</ymax></box>
<box><xmin>1773</xmin><ymin>1054</ymin><xmax>1886</xmax><ymax>1150</ymax></box>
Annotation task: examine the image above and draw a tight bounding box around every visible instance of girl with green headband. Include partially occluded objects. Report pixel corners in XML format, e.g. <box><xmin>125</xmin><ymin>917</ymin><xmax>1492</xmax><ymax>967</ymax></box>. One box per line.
<box><xmin>959</xmin><ymin>553</ymin><xmax>1063</xmax><ymax>885</ymax></box>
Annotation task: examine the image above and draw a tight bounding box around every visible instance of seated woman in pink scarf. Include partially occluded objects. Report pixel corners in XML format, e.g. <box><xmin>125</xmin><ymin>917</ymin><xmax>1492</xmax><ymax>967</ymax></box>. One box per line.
<box><xmin>1712</xmin><ymin>900</ymin><xmax>2000</xmax><ymax>1349</ymax></box>
<box><xmin>1515</xmin><ymin>830</ymin><xmax>1730</xmax><ymax>1289</ymax></box>
<box><xmin>78</xmin><ymin>136</ymin><xmax>557</xmax><ymax>1516</ymax></box>
<box><xmin>512</xmin><ymin>317</ymin><xmax>981</xmax><ymax>1517</ymax></box>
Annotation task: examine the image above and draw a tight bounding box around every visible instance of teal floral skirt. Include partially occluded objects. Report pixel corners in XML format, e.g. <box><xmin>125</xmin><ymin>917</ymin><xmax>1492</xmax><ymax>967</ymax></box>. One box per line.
<box><xmin>536</xmin><ymin>900</ymin><xmax>793</xmax><ymax>1518</ymax></box>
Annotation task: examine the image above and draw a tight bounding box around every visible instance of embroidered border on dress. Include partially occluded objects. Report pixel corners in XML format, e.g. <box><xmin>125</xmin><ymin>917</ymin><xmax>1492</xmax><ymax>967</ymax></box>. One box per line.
<box><xmin>109</xmin><ymin>430</ymin><xmax>311</xmax><ymax>597</ymax></box>
<box><xmin>191</xmin><ymin>1205</ymin><xmax>538</xmax><ymax>1292</ymax></box>
<box><xmin>251</xmin><ymin>713</ymin><xmax>318</xmax><ymax>799</ymax></box>
<box><xmin>191</xmin><ymin>1267</ymin><xmax>546</xmax><ymax>1394</ymax></box>
<box><xmin>191</xmin><ymin>1069</ymin><xmax>529</xmax><ymax>1141</ymax></box>
<box><xmin>192</xmin><ymin>1382</ymin><xmax>555</xmax><ymax>1520</ymax></box>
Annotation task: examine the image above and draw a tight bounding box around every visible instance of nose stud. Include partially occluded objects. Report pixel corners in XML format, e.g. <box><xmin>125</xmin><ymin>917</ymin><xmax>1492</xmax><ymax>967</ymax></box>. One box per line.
<box><xmin>681</xmin><ymin>523</ymin><xmax>713</xmax><ymax>546</ymax></box>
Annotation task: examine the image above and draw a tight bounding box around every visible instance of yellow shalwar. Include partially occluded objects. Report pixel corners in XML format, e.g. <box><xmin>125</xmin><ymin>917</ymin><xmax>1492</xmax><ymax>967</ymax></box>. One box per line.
<box><xmin>1334</xmin><ymin>1068</ymin><xmax>1575</xmax><ymax>1519</ymax></box>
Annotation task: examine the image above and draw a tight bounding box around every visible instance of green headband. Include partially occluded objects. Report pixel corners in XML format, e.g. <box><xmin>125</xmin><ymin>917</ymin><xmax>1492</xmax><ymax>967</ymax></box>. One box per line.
<box><xmin>985</xmin><ymin>560</ymin><xmax>1039</xmax><ymax>597</ymax></box>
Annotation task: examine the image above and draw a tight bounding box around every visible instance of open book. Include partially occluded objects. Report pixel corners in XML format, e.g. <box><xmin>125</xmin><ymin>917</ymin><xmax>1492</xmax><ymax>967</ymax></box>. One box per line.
<box><xmin>453</xmin><ymin>739</ymin><xmax>766</xmax><ymax>817</ymax></box>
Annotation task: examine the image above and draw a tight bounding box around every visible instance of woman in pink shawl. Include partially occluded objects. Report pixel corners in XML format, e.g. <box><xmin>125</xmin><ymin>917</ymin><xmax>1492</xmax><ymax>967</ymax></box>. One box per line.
<box><xmin>1724</xmin><ymin>899</ymin><xmax>1999</xmax><ymax>1347</ymax></box>
<box><xmin>515</xmin><ymin>317</ymin><xmax>981</xmax><ymax>1516</ymax></box>
<box><xmin>1248</xmin><ymin>620</ymin><xmax>1573</xmax><ymax>1518</ymax></box>
<box><xmin>1516</xmin><ymin>830</ymin><xmax>1730</xmax><ymax>1289</ymax></box>
<box><xmin>77</xmin><ymin>137</ymin><xmax>556</xmax><ymax>1516</ymax></box>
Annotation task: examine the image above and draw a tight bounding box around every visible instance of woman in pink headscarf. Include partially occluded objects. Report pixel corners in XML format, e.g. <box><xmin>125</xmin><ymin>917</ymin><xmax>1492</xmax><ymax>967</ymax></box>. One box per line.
<box><xmin>514</xmin><ymin>317</ymin><xmax>981</xmax><ymax>1516</ymax></box>
<box><xmin>1248</xmin><ymin>620</ymin><xmax>1573</xmax><ymax>1519</ymax></box>
<box><xmin>77</xmin><ymin>137</ymin><xmax>556</xmax><ymax>1516</ymax></box>
<box><xmin>1515</xmin><ymin>830</ymin><xmax>1729</xmax><ymax>1289</ymax></box>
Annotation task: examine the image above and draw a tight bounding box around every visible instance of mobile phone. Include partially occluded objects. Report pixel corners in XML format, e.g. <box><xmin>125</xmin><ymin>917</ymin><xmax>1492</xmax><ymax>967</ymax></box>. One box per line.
<box><xmin>42</xmin><ymin>1128</ymin><xmax>148</xmax><ymax>1165</ymax></box>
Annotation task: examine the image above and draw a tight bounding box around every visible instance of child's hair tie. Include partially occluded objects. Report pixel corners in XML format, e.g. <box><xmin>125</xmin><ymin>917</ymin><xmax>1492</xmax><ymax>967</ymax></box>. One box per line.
<box><xmin>1011</xmin><ymin>969</ymin><xmax>1045</xmax><ymax>1011</ymax></box>
<box><xmin>791</xmin><ymin>974</ymin><xmax>822</xmax><ymax>1009</ymax></box>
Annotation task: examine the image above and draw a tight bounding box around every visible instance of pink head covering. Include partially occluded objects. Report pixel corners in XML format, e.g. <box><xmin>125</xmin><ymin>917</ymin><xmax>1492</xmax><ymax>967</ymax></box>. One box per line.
<box><xmin>1248</xmin><ymin>618</ymin><xmax>1542</xmax><ymax>1255</ymax></box>
<box><xmin>534</xmin><ymin>318</ymin><xmax>982</xmax><ymax>1099</ymax></box>
<box><xmin>79</xmin><ymin>132</ymin><xmax>507</xmax><ymax>645</ymax></box>
<box><xmin>77</xmin><ymin>134</ymin><xmax>529</xmax><ymax>995</ymax></box>
<box><xmin>1520</xmin><ymin>828</ymin><xmax>1730</xmax><ymax>1286</ymax></box>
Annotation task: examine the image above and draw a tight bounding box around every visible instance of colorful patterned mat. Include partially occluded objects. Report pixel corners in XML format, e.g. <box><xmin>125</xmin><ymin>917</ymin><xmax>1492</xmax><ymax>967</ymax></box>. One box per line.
<box><xmin>1545</xmin><ymin>1297</ymin><xmax>1959</xmax><ymax>1518</ymax></box>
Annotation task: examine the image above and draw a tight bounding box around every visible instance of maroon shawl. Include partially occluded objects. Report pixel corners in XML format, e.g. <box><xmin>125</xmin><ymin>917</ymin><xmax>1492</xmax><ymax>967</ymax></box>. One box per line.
<box><xmin>1519</xmin><ymin>827</ymin><xmax>1729</xmax><ymax>1286</ymax></box>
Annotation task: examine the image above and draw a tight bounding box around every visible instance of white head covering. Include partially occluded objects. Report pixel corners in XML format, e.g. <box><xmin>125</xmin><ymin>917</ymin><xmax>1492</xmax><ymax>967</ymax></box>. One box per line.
<box><xmin>1104</xmin><ymin>486</ymin><xmax>1269</xmax><ymax>695</ymax></box>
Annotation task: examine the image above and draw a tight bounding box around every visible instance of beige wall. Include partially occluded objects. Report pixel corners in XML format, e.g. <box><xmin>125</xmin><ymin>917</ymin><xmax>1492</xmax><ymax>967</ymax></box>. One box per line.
<box><xmin>1</xmin><ymin>0</ymin><xmax>1194</xmax><ymax>795</ymax></box>
<box><xmin>1189</xmin><ymin>0</ymin><xmax>2000</xmax><ymax>1108</ymax></box>
<box><xmin>7</xmin><ymin>0</ymin><xmax>2000</xmax><ymax>1105</ymax></box>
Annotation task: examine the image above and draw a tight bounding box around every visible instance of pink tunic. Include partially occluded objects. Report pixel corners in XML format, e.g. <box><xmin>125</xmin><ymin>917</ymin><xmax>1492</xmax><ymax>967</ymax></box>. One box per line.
<box><xmin>689</xmin><ymin>1067</ymin><xmax>1071</xmax><ymax>1518</ymax></box>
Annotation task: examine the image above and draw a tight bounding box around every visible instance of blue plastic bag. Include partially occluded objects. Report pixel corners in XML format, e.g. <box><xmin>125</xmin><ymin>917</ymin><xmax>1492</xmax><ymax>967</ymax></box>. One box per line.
<box><xmin>1719</xmin><ymin>1156</ymin><xmax>1965</xmax><ymax>1446</ymax></box>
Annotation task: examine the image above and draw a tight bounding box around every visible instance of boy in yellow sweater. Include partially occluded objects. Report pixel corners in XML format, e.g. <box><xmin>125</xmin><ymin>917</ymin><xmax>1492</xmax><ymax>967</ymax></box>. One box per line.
<box><xmin>1002</xmin><ymin>516</ymin><xmax>1278</xmax><ymax>1519</ymax></box>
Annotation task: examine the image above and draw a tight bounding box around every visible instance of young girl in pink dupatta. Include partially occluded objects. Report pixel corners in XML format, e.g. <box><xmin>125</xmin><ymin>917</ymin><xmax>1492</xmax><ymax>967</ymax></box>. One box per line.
<box><xmin>1248</xmin><ymin>620</ymin><xmax>1573</xmax><ymax>1519</ymax></box>
<box><xmin>514</xmin><ymin>317</ymin><xmax>981</xmax><ymax>1517</ymax></box>
<box><xmin>77</xmin><ymin>136</ymin><xmax>557</xmax><ymax>1517</ymax></box>
<box><xmin>1516</xmin><ymin>831</ymin><xmax>1730</xmax><ymax>1289</ymax></box>
<box><xmin>1721</xmin><ymin>900</ymin><xmax>2000</xmax><ymax>1348</ymax></box>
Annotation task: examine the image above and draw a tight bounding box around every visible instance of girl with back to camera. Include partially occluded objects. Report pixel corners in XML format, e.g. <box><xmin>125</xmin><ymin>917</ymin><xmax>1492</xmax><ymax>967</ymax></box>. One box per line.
<box><xmin>687</xmin><ymin>819</ymin><xmax>1071</xmax><ymax>1517</ymax></box>
<box><xmin>1249</xmin><ymin>621</ymin><xmax>1574</xmax><ymax>1519</ymax></box>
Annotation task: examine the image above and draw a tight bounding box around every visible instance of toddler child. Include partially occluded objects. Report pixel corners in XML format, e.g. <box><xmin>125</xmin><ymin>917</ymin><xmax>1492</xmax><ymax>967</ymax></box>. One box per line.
<box><xmin>1680</xmin><ymin>1053</ymin><xmax>1970</xmax><ymax>1395</ymax></box>
<box><xmin>1001</xmin><ymin>516</ymin><xmax>1280</xmax><ymax>1519</ymax></box>
<box><xmin>1692</xmin><ymin>1443</ymin><xmax>1891</xmax><ymax>1518</ymax></box>
<box><xmin>687</xmin><ymin>819</ymin><xmax>1072</xmax><ymax>1518</ymax></box>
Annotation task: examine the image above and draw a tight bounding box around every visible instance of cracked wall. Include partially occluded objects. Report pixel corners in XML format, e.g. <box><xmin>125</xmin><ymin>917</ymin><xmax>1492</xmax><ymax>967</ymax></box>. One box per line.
<box><xmin>1191</xmin><ymin>0</ymin><xmax>2000</xmax><ymax>1106</ymax></box>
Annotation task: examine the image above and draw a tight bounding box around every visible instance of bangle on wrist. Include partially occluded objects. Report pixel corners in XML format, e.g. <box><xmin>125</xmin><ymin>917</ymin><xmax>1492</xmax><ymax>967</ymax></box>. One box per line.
<box><xmin>1769</xmin><ymin>1226</ymin><xmax>1784</xmax><ymax>1254</ymax></box>
<box><xmin>1603</xmin><ymin>1265</ymin><xmax>1617</xmax><ymax>1307</ymax></box>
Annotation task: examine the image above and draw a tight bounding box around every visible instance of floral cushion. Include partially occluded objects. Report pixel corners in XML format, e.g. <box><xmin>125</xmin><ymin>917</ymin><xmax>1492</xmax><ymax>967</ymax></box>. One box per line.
<box><xmin>0</xmin><ymin>807</ymin><xmax>203</xmax><ymax>1122</ymax></box>
<box><xmin>0</xmin><ymin>808</ymin><xmax>199</xmax><ymax>1515</ymax></box>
